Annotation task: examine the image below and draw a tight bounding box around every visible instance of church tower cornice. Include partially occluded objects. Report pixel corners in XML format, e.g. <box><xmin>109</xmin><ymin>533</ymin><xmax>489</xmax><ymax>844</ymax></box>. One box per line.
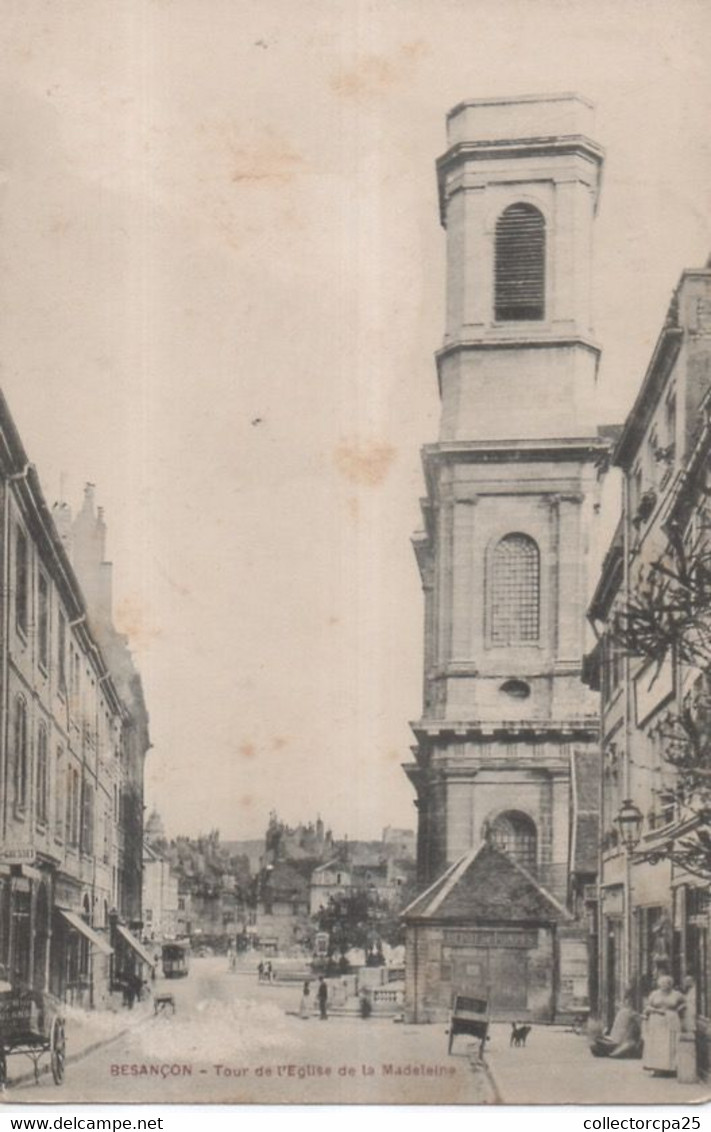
<box><xmin>437</xmin><ymin>134</ymin><xmax>604</xmax><ymax>227</ymax></box>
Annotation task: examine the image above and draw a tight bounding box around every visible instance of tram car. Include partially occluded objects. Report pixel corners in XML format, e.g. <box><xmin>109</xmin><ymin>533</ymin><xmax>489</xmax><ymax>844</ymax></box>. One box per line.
<box><xmin>161</xmin><ymin>940</ymin><xmax>191</xmax><ymax>979</ymax></box>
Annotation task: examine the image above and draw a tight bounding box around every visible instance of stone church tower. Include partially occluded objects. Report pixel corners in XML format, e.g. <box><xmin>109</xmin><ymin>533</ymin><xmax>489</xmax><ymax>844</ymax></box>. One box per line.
<box><xmin>403</xmin><ymin>95</ymin><xmax>608</xmax><ymax>1022</ymax></box>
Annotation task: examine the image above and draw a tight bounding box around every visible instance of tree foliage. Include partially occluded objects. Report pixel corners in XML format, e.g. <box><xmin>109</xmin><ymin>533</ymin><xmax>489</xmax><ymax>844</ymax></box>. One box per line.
<box><xmin>612</xmin><ymin>510</ymin><xmax>711</xmax><ymax>878</ymax></box>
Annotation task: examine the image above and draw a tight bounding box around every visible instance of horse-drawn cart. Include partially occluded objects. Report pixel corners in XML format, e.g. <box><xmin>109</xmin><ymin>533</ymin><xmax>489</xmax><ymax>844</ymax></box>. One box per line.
<box><xmin>447</xmin><ymin>994</ymin><xmax>490</xmax><ymax>1058</ymax></box>
<box><xmin>0</xmin><ymin>991</ymin><xmax>66</xmax><ymax>1087</ymax></box>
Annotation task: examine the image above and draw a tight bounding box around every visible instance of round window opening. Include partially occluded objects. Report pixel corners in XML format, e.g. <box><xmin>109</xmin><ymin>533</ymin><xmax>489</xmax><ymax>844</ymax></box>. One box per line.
<box><xmin>500</xmin><ymin>679</ymin><xmax>531</xmax><ymax>700</ymax></box>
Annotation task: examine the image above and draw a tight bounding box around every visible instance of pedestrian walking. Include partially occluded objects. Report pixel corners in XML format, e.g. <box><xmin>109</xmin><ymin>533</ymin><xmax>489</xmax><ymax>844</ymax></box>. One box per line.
<box><xmin>317</xmin><ymin>976</ymin><xmax>328</xmax><ymax>1021</ymax></box>
<box><xmin>299</xmin><ymin>980</ymin><xmax>311</xmax><ymax>1020</ymax></box>
<box><xmin>257</xmin><ymin>960</ymin><xmax>264</xmax><ymax>983</ymax></box>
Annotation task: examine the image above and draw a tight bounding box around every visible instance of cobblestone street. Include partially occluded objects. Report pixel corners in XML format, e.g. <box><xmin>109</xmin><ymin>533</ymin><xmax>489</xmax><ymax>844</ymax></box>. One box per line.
<box><xmin>4</xmin><ymin>959</ymin><xmax>493</xmax><ymax>1105</ymax></box>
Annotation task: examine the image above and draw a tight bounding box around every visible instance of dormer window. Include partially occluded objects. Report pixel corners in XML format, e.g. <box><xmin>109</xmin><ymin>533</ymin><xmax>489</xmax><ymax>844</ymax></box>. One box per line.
<box><xmin>494</xmin><ymin>204</ymin><xmax>545</xmax><ymax>322</ymax></box>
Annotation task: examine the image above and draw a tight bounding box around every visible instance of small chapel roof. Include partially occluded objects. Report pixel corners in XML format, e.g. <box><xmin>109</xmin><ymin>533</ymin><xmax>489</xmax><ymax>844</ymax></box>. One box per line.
<box><xmin>401</xmin><ymin>842</ymin><xmax>572</xmax><ymax>924</ymax></box>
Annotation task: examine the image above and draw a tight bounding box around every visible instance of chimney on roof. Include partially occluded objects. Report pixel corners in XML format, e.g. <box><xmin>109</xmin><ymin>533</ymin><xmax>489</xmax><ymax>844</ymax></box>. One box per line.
<box><xmin>71</xmin><ymin>484</ymin><xmax>113</xmax><ymax>629</ymax></box>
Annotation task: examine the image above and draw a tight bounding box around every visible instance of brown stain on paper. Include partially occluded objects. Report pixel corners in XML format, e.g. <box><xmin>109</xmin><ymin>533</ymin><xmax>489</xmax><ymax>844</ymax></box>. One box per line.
<box><xmin>331</xmin><ymin>41</ymin><xmax>428</xmax><ymax>99</ymax></box>
<box><xmin>114</xmin><ymin>597</ymin><xmax>163</xmax><ymax>649</ymax></box>
<box><xmin>227</xmin><ymin>130</ymin><xmax>305</xmax><ymax>185</ymax></box>
<box><xmin>239</xmin><ymin>741</ymin><xmax>257</xmax><ymax>759</ymax></box>
<box><xmin>334</xmin><ymin>439</ymin><xmax>396</xmax><ymax>487</ymax></box>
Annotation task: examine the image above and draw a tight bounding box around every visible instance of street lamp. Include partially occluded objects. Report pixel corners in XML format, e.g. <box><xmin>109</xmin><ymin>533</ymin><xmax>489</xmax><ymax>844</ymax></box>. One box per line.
<box><xmin>615</xmin><ymin>799</ymin><xmax>643</xmax><ymax>1005</ymax></box>
<box><xmin>615</xmin><ymin>799</ymin><xmax>643</xmax><ymax>852</ymax></box>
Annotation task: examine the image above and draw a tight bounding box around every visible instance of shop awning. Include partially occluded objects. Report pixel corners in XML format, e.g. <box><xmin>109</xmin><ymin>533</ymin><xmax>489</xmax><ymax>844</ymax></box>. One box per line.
<box><xmin>57</xmin><ymin>908</ymin><xmax>113</xmax><ymax>956</ymax></box>
<box><xmin>116</xmin><ymin>923</ymin><xmax>155</xmax><ymax>968</ymax></box>
<box><xmin>634</xmin><ymin>811</ymin><xmax>702</xmax><ymax>862</ymax></box>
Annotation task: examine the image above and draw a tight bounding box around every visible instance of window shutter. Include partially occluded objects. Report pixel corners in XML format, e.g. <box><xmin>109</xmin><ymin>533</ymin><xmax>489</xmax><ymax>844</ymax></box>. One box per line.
<box><xmin>495</xmin><ymin>204</ymin><xmax>545</xmax><ymax>321</ymax></box>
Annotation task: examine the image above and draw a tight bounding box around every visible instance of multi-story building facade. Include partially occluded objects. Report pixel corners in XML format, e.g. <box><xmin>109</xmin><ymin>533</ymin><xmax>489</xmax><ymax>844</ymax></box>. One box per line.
<box><xmin>70</xmin><ymin>485</ymin><xmax>150</xmax><ymax>933</ymax></box>
<box><xmin>142</xmin><ymin>842</ymin><xmax>179</xmax><ymax>943</ymax></box>
<box><xmin>402</xmin><ymin>94</ymin><xmax>609</xmax><ymax>1022</ymax></box>
<box><xmin>0</xmin><ymin>392</ymin><xmax>150</xmax><ymax>1008</ymax></box>
<box><xmin>310</xmin><ymin>856</ymin><xmax>410</xmax><ymax>917</ymax></box>
<box><xmin>587</xmin><ymin>264</ymin><xmax>711</xmax><ymax>1065</ymax></box>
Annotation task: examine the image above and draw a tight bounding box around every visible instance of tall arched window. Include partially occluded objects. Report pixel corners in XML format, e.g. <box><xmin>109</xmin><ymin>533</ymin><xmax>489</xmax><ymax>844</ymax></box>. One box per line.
<box><xmin>490</xmin><ymin>533</ymin><xmax>540</xmax><ymax>644</ymax></box>
<box><xmin>495</xmin><ymin>203</ymin><xmax>545</xmax><ymax>321</ymax></box>
<box><xmin>13</xmin><ymin>696</ymin><xmax>28</xmax><ymax>809</ymax></box>
<box><xmin>36</xmin><ymin>723</ymin><xmax>48</xmax><ymax>825</ymax></box>
<box><xmin>490</xmin><ymin>811</ymin><xmax>537</xmax><ymax>872</ymax></box>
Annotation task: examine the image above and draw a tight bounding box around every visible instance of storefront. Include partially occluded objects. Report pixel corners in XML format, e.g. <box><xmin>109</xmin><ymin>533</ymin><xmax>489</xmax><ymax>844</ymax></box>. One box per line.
<box><xmin>52</xmin><ymin>906</ymin><xmax>113</xmax><ymax>1007</ymax></box>
<box><xmin>110</xmin><ymin>918</ymin><xmax>155</xmax><ymax>1001</ymax></box>
<box><xmin>0</xmin><ymin>851</ymin><xmax>57</xmax><ymax>996</ymax></box>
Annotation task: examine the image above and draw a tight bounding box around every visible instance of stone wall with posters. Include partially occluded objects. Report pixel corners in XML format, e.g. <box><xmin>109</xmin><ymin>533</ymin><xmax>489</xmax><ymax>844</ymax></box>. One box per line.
<box><xmin>557</xmin><ymin>928</ymin><xmax>592</xmax><ymax>1017</ymax></box>
<box><xmin>404</xmin><ymin>921</ymin><xmax>557</xmax><ymax>1023</ymax></box>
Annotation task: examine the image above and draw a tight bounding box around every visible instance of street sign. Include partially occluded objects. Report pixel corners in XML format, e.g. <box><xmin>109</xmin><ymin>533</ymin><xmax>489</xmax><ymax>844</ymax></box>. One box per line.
<box><xmin>0</xmin><ymin>846</ymin><xmax>37</xmax><ymax>865</ymax></box>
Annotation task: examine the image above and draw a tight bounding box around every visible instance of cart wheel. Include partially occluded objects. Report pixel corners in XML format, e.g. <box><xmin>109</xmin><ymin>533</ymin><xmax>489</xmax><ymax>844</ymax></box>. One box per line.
<box><xmin>50</xmin><ymin>1018</ymin><xmax>66</xmax><ymax>1085</ymax></box>
<box><xmin>0</xmin><ymin>1047</ymin><xmax>6</xmax><ymax>1089</ymax></box>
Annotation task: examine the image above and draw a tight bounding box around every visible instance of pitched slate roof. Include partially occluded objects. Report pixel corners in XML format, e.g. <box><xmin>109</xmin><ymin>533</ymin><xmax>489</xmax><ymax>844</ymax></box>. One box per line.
<box><xmin>401</xmin><ymin>842</ymin><xmax>572</xmax><ymax>924</ymax></box>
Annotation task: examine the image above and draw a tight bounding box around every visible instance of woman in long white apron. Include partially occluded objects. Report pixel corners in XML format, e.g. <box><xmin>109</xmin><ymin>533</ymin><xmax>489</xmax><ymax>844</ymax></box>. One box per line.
<box><xmin>643</xmin><ymin>975</ymin><xmax>686</xmax><ymax>1075</ymax></box>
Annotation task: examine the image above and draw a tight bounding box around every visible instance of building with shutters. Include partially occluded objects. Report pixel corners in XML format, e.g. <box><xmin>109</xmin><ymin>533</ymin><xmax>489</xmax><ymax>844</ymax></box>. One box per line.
<box><xmin>0</xmin><ymin>390</ymin><xmax>151</xmax><ymax>1009</ymax></box>
<box><xmin>586</xmin><ymin>261</ymin><xmax>711</xmax><ymax>1071</ymax></box>
<box><xmin>402</xmin><ymin>94</ymin><xmax>609</xmax><ymax>1022</ymax></box>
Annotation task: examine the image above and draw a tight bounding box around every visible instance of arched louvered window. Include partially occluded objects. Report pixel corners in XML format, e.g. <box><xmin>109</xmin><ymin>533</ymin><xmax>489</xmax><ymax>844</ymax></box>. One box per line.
<box><xmin>495</xmin><ymin>203</ymin><xmax>545</xmax><ymax>321</ymax></box>
<box><xmin>491</xmin><ymin>533</ymin><xmax>540</xmax><ymax>644</ymax></box>
<box><xmin>490</xmin><ymin>811</ymin><xmax>537</xmax><ymax>872</ymax></box>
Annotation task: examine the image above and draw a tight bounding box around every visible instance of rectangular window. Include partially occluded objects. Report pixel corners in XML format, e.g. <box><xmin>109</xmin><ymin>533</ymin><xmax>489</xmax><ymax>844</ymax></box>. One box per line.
<box><xmin>81</xmin><ymin>780</ymin><xmax>95</xmax><ymax>857</ymax></box>
<box><xmin>70</xmin><ymin>649</ymin><xmax>81</xmax><ymax>717</ymax></box>
<box><xmin>55</xmin><ymin>747</ymin><xmax>64</xmax><ymax>840</ymax></box>
<box><xmin>15</xmin><ymin>527</ymin><xmax>28</xmax><ymax>637</ymax></box>
<box><xmin>665</xmin><ymin>393</ymin><xmax>677</xmax><ymax>453</ymax></box>
<box><xmin>36</xmin><ymin>725</ymin><xmax>49</xmax><ymax>825</ymax></box>
<box><xmin>603</xmin><ymin>634</ymin><xmax>623</xmax><ymax>703</ymax></box>
<box><xmin>66</xmin><ymin>766</ymin><xmax>80</xmax><ymax>848</ymax></box>
<box><xmin>13</xmin><ymin>697</ymin><xmax>28</xmax><ymax>811</ymax></box>
<box><xmin>38</xmin><ymin>572</ymin><xmax>49</xmax><ymax>671</ymax></box>
<box><xmin>647</xmin><ymin>429</ymin><xmax>659</xmax><ymax>489</ymax></box>
<box><xmin>58</xmin><ymin>612</ymin><xmax>67</xmax><ymax>692</ymax></box>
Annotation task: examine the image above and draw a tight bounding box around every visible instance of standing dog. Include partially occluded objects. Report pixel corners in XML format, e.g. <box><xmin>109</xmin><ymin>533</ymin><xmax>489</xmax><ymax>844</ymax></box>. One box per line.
<box><xmin>510</xmin><ymin>1022</ymin><xmax>532</xmax><ymax>1047</ymax></box>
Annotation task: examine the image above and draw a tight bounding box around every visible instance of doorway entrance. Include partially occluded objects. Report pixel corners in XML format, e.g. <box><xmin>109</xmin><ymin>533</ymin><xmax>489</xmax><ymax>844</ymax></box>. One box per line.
<box><xmin>450</xmin><ymin>945</ymin><xmax>530</xmax><ymax>1017</ymax></box>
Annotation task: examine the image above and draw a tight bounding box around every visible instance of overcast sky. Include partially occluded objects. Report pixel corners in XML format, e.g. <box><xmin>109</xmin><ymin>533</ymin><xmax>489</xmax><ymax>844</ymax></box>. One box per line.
<box><xmin>1</xmin><ymin>0</ymin><xmax>710</xmax><ymax>842</ymax></box>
